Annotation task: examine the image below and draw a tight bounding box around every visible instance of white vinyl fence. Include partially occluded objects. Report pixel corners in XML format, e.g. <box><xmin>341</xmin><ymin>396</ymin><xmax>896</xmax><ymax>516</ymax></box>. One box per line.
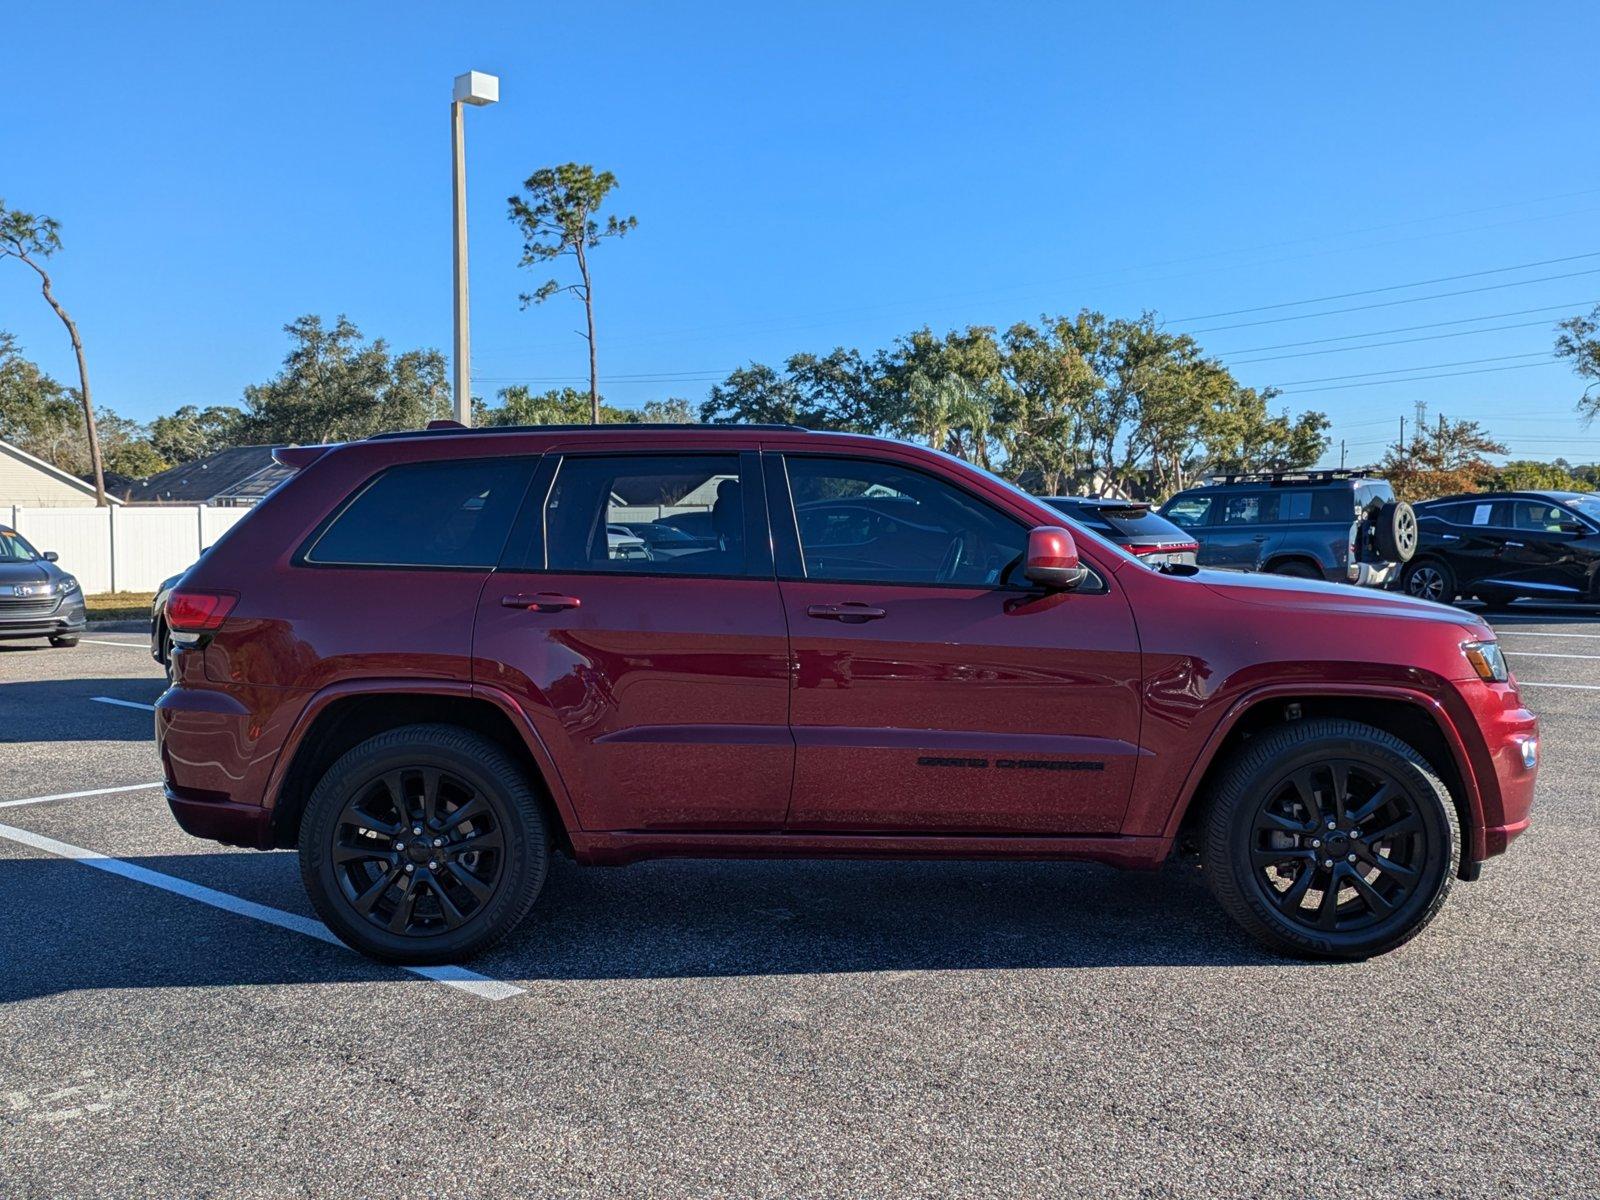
<box><xmin>3</xmin><ymin>505</ymin><xmax>250</xmax><ymax>594</ymax></box>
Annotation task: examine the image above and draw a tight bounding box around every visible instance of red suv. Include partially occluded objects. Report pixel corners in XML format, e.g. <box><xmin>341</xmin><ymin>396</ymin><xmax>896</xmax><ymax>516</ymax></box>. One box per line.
<box><xmin>156</xmin><ymin>424</ymin><xmax>1539</xmax><ymax>963</ymax></box>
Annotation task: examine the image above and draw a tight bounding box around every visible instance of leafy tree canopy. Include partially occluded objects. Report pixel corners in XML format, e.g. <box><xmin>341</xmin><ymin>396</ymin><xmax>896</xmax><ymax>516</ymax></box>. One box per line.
<box><xmin>1556</xmin><ymin>305</ymin><xmax>1600</xmax><ymax>420</ymax></box>
<box><xmin>1378</xmin><ymin>401</ymin><xmax>1507</xmax><ymax>501</ymax></box>
<box><xmin>237</xmin><ymin>315</ymin><xmax>449</xmax><ymax>445</ymax></box>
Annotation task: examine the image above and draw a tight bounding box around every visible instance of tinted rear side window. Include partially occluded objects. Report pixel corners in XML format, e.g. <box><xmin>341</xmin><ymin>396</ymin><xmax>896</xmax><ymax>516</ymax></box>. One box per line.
<box><xmin>543</xmin><ymin>454</ymin><xmax>749</xmax><ymax>576</ymax></box>
<box><xmin>305</xmin><ymin>458</ymin><xmax>534</xmax><ymax>568</ymax></box>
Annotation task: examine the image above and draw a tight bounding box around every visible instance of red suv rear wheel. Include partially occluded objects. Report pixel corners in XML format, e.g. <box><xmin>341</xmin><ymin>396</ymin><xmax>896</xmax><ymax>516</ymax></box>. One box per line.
<box><xmin>298</xmin><ymin>724</ymin><xmax>549</xmax><ymax>964</ymax></box>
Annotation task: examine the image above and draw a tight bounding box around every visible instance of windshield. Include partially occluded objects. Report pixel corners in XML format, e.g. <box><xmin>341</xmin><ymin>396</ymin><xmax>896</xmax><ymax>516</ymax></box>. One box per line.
<box><xmin>0</xmin><ymin>529</ymin><xmax>42</xmax><ymax>562</ymax></box>
<box><xmin>1560</xmin><ymin>495</ymin><xmax>1600</xmax><ymax>525</ymax></box>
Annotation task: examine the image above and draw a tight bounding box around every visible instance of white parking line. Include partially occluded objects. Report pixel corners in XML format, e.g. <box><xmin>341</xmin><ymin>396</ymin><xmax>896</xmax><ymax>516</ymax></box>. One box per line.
<box><xmin>0</xmin><ymin>782</ymin><xmax>164</xmax><ymax>809</ymax></box>
<box><xmin>1495</xmin><ymin>630</ymin><xmax>1600</xmax><ymax>639</ymax></box>
<box><xmin>0</xmin><ymin>820</ymin><xmax>524</xmax><ymax>1002</ymax></box>
<box><xmin>1517</xmin><ymin>681</ymin><xmax>1600</xmax><ymax>691</ymax></box>
<box><xmin>79</xmin><ymin>638</ymin><xmax>149</xmax><ymax>649</ymax></box>
<box><xmin>92</xmin><ymin>696</ymin><xmax>156</xmax><ymax>712</ymax></box>
<box><xmin>1503</xmin><ymin>651</ymin><xmax>1600</xmax><ymax>660</ymax></box>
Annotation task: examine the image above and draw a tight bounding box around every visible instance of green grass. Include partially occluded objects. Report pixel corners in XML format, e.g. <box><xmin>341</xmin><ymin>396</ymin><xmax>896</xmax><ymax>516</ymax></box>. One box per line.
<box><xmin>86</xmin><ymin>592</ymin><xmax>156</xmax><ymax>622</ymax></box>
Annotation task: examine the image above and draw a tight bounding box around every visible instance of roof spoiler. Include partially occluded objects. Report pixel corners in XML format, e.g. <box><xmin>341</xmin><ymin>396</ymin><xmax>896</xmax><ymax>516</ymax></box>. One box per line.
<box><xmin>272</xmin><ymin>445</ymin><xmax>335</xmax><ymax>470</ymax></box>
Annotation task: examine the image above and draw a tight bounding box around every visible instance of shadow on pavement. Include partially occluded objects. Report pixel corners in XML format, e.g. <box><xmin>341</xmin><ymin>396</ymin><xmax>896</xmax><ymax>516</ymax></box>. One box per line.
<box><xmin>0</xmin><ymin>678</ymin><xmax>164</xmax><ymax>742</ymax></box>
<box><xmin>0</xmin><ymin>847</ymin><xmax>1294</xmax><ymax>1003</ymax></box>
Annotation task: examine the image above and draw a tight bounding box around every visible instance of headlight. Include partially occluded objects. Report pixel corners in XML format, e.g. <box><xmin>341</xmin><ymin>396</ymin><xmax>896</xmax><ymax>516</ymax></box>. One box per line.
<box><xmin>1461</xmin><ymin>640</ymin><xmax>1508</xmax><ymax>683</ymax></box>
<box><xmin>56</xmin><ymin>575</ymin><xmax>80</xmax><ymax>595</ymax></box>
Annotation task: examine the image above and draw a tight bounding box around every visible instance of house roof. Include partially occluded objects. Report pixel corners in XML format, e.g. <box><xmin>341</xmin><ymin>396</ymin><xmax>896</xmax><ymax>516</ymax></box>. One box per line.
<box><xmin>0</xmin><ymin>436</ymin><xmax>123</xmax><ymax>504</ymax></box>
<box><xmin>119</xmin><ymin>445</ymin><xmax>293</xmax><ymax>504</ymax></box>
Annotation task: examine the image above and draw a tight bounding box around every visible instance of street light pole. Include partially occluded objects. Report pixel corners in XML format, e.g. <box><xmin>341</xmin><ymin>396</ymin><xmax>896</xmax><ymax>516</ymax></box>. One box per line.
<box><xmin>451</xmin><ymin>70</ymin><xmax>499</xmax><ymax>426</ymax></box>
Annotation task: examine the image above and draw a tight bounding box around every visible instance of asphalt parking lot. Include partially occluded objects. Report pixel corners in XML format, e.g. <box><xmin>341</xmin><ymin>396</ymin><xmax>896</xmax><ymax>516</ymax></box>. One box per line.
<box><xmin>2</xmin><ymin>612</ymin><xmax>1597</xmax><ymax>1199</ymax></box>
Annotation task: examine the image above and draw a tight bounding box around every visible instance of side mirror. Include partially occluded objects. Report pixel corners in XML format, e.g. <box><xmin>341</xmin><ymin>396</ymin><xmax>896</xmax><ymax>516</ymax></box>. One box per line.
<box><xmin>42</xmin><ymin>550</ymin><xmax>59</xmax><ymax>562</ymax></box>
<box><xmin>1023</xmin><ymin>526</ymin><xmax>1089</xmax><ymax>591</ymax></box>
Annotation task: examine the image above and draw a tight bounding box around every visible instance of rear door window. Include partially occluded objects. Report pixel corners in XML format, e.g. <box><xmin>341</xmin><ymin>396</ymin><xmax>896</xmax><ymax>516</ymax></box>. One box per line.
<box><xmin>542</xmin><ymin>454</ymin><xmax>754</xmax><ymax>576</ymax></box>
<box><xmin>304</xmin><ymin>458</ymin><xmax>534</xmax><ymax>568</ymax></box>
<box><xmin>1220</xmin><ymin>494</ymin><xmax>1269</xmax><ymax>524</ymax></box>
<box><xmin>1163</xmin><ymin>496</ymin><xmax>1212</xmax><ymax>528</ymax></box>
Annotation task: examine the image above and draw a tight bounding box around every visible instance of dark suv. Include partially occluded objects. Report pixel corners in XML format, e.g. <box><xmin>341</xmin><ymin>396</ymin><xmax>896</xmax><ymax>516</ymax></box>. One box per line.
<box><xmin>157</xmin><ymin>425</ymin><xmax>1537</xmax><ymax>964</ymax></box>
<box><xmin>1402</xmin><ymin>490</ymin><xmax>1600</xmax><ymax>606</ymax></box>
<box><xmin>1160</xmin><ymin>470</ymin><xmax>1417</xmax><ymax>585</ymax></box>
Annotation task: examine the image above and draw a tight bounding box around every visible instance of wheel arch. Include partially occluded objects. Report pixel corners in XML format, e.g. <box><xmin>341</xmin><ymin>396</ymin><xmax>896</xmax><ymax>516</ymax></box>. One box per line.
<box><xmin>265</xmin><ymin>680</ymin><xmax>579</xmax><ymax>853</ymax></box>
<box><xmin>1261</xmin><ymin>553</ymin><xmax>1327</xmax><ymax>579</ymax></box>
<box><xmin>1167</xmin><ymin>685</ymin><xmax>1482</xmax><ymax>878</ymax></box>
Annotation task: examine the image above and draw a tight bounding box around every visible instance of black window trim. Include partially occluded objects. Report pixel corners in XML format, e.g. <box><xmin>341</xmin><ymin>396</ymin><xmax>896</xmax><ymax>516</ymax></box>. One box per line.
<box><xmin>497</xmin><ymin>448</ymin><xmax>775</xmax><ymax>582</ymax></box>
<box><xmin>765</xmin><ymin>449</ymin><xmax>1107</xmax><ymax>595</ymax></box>
<box><xmin>294</xmin><ymin>455</ymin><xmax>541</xmax><ymax>573</ymax></box>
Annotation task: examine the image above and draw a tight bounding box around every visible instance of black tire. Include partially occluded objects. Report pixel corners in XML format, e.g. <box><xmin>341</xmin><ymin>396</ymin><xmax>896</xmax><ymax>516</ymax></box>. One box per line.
<box><xmin>1267</xmin><ymin>560</ymin><xmax>1322</xmax><ymax>580</ymax></box>
<box><xmin>49</xmin><ymin>635</ymin><xmax>79</xmax><ymax>648</ymax></box>
<box><xmin>1373</xmin><ymin>501</ymin><xmax>1418</xmax><ymax>563</ymax></box>
<box><xmin>298</xmin><ymin>723</ymin><xmax>550</xmax><ymax>964</ymax></box>
<box><xmin>1401</xmin><ymin>557</ymin><xmax>1456</xmax><ymax>605</ymax></box>
<box><xmin>1199</xmin><ymin>718</ymin><xmax>1459</xmax><ymax>960</ymax></box>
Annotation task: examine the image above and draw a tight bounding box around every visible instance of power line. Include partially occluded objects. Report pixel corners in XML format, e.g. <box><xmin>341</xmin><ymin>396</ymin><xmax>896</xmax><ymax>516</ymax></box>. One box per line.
<box><xmin>1215</xmin><ymin>301</ymin><xmax>1596</xmax><ymax>354</ymax></box>
<box><xmin>1229</xmin><ymin>320</ymin><xmax>1559</xmax><ymax>365</ymax></box>
<box><xmin>1189</xmin><ymin>267</ymin><xmax>1600</xmax><ymax>334</ymax></box>
<box><xmin>1274</xmin><ymin>351</ymin><xmax>1551</xmax><ymax>387</ymax></box>
<box><xmin>1173</xmin><ymin>251</ymin><xmax>1600</xmax><ymax>322</ymax></box>
<box><xmin>1276</xmin><ymin>360</ymin><xmax>1563</xmax><ymax>395</ymax></box>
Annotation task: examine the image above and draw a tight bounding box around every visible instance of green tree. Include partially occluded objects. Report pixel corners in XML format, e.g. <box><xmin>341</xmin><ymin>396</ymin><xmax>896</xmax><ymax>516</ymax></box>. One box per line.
<box><xmin>1556</xmin><ymin>305</ymin><xmax>1600</xmax><ymax>420</ymax></box>
<box><xmin>481</xmin><ymin>385</ymin><xmax>635</xmax><ymax>426</ymax></box>
<box><xmin>238</xmin><ymin>315</ymin><xmax>450</xmax><ymax>445</ymax></box>
<box><xmin>0</xmin><ymin>330</ymin><xmax>82</xmax><ymax>467</ymax></box>
<box><xmin>701</xmin><ymin>362</ymin><xmax>809</xmax><ymax>426</ymax></box>
<box><xmin>702</xmin><ymin>349</ymin><xmax>888</xmax><ymax>430</ymax></box>
<box><xmin>1</xmin><ymin>333</ymin><xmax>168</xmax><ymax>480</ymax></box>
<box><xmin>0</xmin><ymin>201</ymin><xmax>107</xmax><ymax>503</ymax></box>
<box><xmin>508</xmin><ymin>164</ymin><xmax>638</xmax><ymax>424</ymax></box>
<box><xmin>1494</xmin><ymin>459</ymin><xmax>1593</xmax><ymax>491</ymax></box>
<box><xmin>998</xmin><ymin>318</ymin><xmax>1099</xmax><ymax>494</ymax></box>
<box><xmin>1203</xmin><ymin>386</ymin><xmax>1331</xmax><ymax>477</ymax></box>
<box><xmin>639</xmin><ymin>397</ymin><xmax>696</xmax><ymax>423</ymax></box>
<box><xmin>148</xmin><ymin>404</ymin><xmax>245</xmax><ymax>465</ymax></box>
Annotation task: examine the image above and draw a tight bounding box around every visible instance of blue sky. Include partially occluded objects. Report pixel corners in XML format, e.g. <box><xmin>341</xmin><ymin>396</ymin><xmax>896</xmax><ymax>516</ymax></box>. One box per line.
<box><xmin>2</xmin><ymin>1</ymin><xmax>1598</xmax><ymax>466</ymax></box>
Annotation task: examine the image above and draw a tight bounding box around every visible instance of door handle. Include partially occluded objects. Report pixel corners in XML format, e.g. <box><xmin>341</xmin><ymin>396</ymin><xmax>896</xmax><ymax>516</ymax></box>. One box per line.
<box><xmin>807</xmin><ymin>602</ymin><xmax>887</xmax><ymax>623</ymax></box>
<box><xmin>502</xmin><ymin>592</ymin><xmax>581</xmax><ymax>612</ymax></box>
<box><xmin>1252</xmin><ymin>535</ymin><xmax>1269</xmax><ymax>542</ymax></box>
<box><xmin>1505</xmin><ymin>541</ymin><xmax>1524</xmax><ymax>548</ymax></box>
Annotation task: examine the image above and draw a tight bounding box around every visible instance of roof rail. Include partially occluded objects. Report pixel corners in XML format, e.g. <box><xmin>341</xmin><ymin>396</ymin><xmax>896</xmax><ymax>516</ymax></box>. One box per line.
<box><xmin>366</xmin><ymin>422</ymin><xmax>809</xmax><ymax>441</ymax></box>
<box><xmin>1206</xmin><ymin>467</ymin><xmax>1380</xmax><ymax>486</ymax></box>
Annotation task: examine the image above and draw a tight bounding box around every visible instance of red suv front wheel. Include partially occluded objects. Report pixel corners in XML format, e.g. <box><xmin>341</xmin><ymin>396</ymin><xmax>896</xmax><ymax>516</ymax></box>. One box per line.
<box><xmin>1200</xmin><ymin>718</ymin><xmax>1459</xmax><ymax>959</ymax></box>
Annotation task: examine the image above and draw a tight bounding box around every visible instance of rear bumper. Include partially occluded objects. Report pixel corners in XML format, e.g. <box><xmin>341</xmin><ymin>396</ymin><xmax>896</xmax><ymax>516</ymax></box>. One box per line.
<box><xmin>155</xmin><ymin>678</ymin><xmax>302</xmax><ymax>848</ymax></box>
<box><xmin>166</xmin><ymin>786</ymin><xmax>273</xmax><ymax>849</ymax></box>
<box><xmin>1348</xmin><ymin>561</ymin><xmax>1400</xmax><ymax>587</ymax></box>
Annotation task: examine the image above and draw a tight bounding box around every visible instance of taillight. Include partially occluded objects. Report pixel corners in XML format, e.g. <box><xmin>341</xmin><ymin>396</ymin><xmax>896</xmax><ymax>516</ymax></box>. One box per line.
<box><xmin>166</xmin><ymin>589</ymin><xmax>238</xmax><ymax>632</ymax></box>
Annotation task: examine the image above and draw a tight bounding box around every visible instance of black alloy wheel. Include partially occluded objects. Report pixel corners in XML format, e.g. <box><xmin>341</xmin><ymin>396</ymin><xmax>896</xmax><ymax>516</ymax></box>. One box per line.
<box><xmin>330</xmin><ymin>766</ymin><xmax>506</xmax><ymax>938</ymax></box>
<box><xmin>1403</xmin><ymin>559</ymin><xmax>1455</xmax><ymax>604</ymax></box>
<box><xmin>299</xmin><ymin>724</ymin><xmax>549</xmax><ymax>964</ymax></box>
<box><xmin>1247</xmin><ymin>760</ymin><xmax>1425</xmax><ymax>936</ymax></box>
<box><xmin>1201</xmin><ymin>718</ymin><xmax>1458</xmax><ymax>959</ymax></box>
